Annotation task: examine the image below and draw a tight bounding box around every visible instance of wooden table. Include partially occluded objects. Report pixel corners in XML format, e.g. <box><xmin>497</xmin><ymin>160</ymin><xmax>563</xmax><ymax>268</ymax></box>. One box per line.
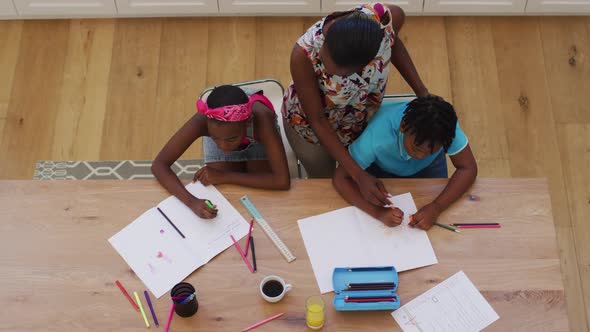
<box><xmin>0</xmin><ymin>179</ymin><xmax>568</xmax><ymax>331</ymax></box>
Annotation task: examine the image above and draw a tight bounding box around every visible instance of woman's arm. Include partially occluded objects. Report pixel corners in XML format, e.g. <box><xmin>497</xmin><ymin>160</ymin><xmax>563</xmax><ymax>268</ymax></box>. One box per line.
<box><xmin>290</xmin><ymin>45</ymin><xmax>390</xmax><ymax>206</ymax></box>
<box><xmin>411</xmin><ymin>145</ymin><xmax>478</xmax><ymax>229</ymax></box>
<box><xmin>198</xmin><ymin>107</ymin><xmax>291</xmax><ymax>190</ymax></box>
<box><xmin>387</xmin><ymin>5</ymin><xmax>429</xmax><ymax>97</ymax></box>
<box><xmin>151</xmin><ymin>114</ymin><xmax>218</xmax><ymax>219</ymax></box>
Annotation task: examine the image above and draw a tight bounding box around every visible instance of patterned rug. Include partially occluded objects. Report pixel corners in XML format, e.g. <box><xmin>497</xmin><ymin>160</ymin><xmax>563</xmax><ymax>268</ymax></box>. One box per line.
<box><xmin>33</xmin><ymin>160</ymin><xmax>204</xmax><ymax>180</ymax></box>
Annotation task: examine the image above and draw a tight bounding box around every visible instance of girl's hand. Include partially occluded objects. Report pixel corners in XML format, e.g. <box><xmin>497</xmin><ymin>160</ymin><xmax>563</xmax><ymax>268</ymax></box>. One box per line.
<box><xmin>374</xmin><ymin>207</ymin><xmax>404</xmax><ymax>227</ymax></box>
<box><xmin>356</xmin><ymin>171</ymin><xmax>390</xmax><ymax>206</ymax></box>
<box><xmin>193</xmin><ymin>166</ymin><xmax>225</xmax><ymax>186</ymax></box>
<box><xmin>409</xmin><ymin>202</ymin><xmax>442</xmax><ymax>230</ymax></box>
<box><xmin>188</xmin><ymin>197</ymin><xmax>218</xmax><ymax>219</ymax></box>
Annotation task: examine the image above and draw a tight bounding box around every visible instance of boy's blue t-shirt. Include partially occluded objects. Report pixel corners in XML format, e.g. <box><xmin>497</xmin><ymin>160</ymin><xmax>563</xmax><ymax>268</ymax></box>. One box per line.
<box><xmin>348</xmin><ymin>100</ymin><xmax>468</xmax><ymax>176</ymax></box>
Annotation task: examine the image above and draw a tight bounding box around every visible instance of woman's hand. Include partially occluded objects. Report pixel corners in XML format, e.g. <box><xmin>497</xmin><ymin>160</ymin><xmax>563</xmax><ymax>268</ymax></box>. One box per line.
<box><xmin>188</xmin><ymin>197</ymin><xmax>218</xmax><ymax>219</ymax></box>
<box><xmin>356</xmin><ymin>171</ymin><xmax>391</xmax><ymax>206</ymax></box>
<box><xmin>193</xmin><ymin>166</ymin><xmax>225</xmax><ymax>186</ymax></box>
<box><xmin>409</xmin><ymin>202</ymin><xmax>442</xmax><ymax>230</ymax></box>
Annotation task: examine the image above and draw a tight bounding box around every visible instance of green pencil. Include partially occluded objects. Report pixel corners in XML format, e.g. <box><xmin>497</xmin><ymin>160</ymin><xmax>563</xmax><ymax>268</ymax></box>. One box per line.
<box><xmin>205</xmin><ymin>200</ymin><xmax>216</xmax><ymax>210</ymax></box>
<box><xmin>434</xmin><ymin>222</ymin><xmax>460</xmax><ymax>233</ymax></box>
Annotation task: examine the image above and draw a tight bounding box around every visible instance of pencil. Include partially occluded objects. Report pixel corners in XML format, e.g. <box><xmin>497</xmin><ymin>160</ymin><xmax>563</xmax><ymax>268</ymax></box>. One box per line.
<box><xmin>164</xmin><ymin>303</ymin><xmax>174</xmax><ymax>332</ymax></box>
<box><xmin>133</xmin><ymin>291</ymin><xmax>150</xmax><ymax>328</ymax></box>
<box><xmin>205</xmin><ymin>199</ymin><xmax>216</xmax><ymax>210</ymax></box>
<box><xmin>242</xmin><ymin>312</ymin><xmax>284</xmax><ymax>332</ymax></box>
<box><xmin>434</xmin><ymin>222</ymin><xmax>460</xmax><ymax>233</ymax></box>
<box><xmin>157</xmin><ymin>207</ymin><xmax>185</xmax><ymax>239</ymax></box>
<box><xmin>144</xmin><ymin>290</ymin><xmax>159</xmax><ymax>326</ymax></box>
<box><xmin>230</xmin><ymin>235</ymin><xmax>254</xmax><ymax>273</ymax></box>
<box><xmin>456</xmin><ymin>225</ymin><xmax>501</xmax><ymax>229</ymax></box>
<box><xmin>115</xmin><ymin>280</ymin><xmax>139</xmax><ymax>311</ymax></box>
<box><xmin>249</xmin><ymin>236</ymin><xmax>257</xmax><ymax>272</ymax></box>
<box><xmin>450</xmin><ymin>223</ymin><xmax>499</xmax><ymax>226</ymax></box>
<box><xmin>244</xmin><ymin>220</ymin><xmax>254</xmax><ymax>257</ymax></box>
<box><xmin>345</xmin><ymin>297</ymin><xmax>396</xmax><ymax>303</ymax></box>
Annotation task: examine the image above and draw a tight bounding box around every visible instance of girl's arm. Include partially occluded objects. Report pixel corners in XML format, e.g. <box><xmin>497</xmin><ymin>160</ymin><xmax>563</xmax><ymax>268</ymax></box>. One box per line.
<box><xmin>333</xmin><ymin>165</ymin><xmax>403</xmax><ymax>227</ymax></box>
<box><xmin>290</xmin><ymin>45</ymin><xmax>390</xmax><ymax>206</ymax></box>
<box><xmin>387</xmin><ymin>5</ymin><xmax>429</xmax><ymax>98</ymax></box>
<box><xmin>204</xmin><ymin>106</ymin><xmax>291</xmax><ymax>190</ymax></box>
<box><xmin>151</xmin><ymin>114</ymin><xmax>218</xmax><ymax>219</ymax></box>
<box><xmin>411</xmin><ymin>145</ymin><xmax>478</xmax><ymax>229</ymax></box>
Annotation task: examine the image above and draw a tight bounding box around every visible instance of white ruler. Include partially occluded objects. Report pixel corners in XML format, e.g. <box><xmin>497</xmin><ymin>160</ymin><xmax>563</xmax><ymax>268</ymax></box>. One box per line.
<box><xmin>240</xmin><ymin>195</ymin><xmax>296</xmax><ymax>263</ymax></box>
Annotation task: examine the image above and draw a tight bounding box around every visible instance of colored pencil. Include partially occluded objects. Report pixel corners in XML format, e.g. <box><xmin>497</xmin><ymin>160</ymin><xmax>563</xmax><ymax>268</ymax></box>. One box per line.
<box><xmin>242</xmin><ymin>312</ymin><xmax>285</xmax><ymax>332</ymax></box>
<box><xmin>164</xmin><ymin>303</ymin><xmax>174</xmax><ymax>332</ymax></box>
<box><xmin>144</xmin><ymin>291</ymin><xmax>159</xmax><ymax>326</ymax></box>
<box><xmin>134</xmin><ymin>291</ymin><xmax>150</xmax><ymax>328</ymax></box>
<box><xmin>231</xmin><ymin>235</ymin><xmax>254</xmax><ymax>273</ymax></box>
<box><xmin>244</xmin><ymin>220</ymin><xmax>254</xmax><ymax>257</ymax></box>
<box><xmin>434</xmin><ymin>222</ymin><xmax>460</xmax><ymax>233</ymax></box>
<box><xmin>249</xmin><ymin>236</ymin><xmax>257</xmax><ymax>272</ymax></box>
<box><xmin>157</xmin><ymin>207</ymin><xmax>186</xmax><ymax>239</ymax></box>
<box><xmin>345</xmin><ymin>297</ymin><xmax>396</xmax><ymax>303</ymax></box>
<box><xmin>456</xmin><ymin>225</ymin><xmax>501</xmax><ymax>229</ymax></box>
<box><xmin>450</xmin><ymin>223</ymin><xmax>499</xmax><ymax>226</ymax></box>
<box><xmin>347</xmin><ymin>267</ymin><xmax>393</xmax><ymax>272</ymax></box>
<box><xmin>115</xmin><ymin>280</ymin><xmax>139</xmax><ymax>311</ymax></box>
<box><xmin>205</xmin><ymin>200</ymin><xmax>216</xmax><ymax>210</ymax></box>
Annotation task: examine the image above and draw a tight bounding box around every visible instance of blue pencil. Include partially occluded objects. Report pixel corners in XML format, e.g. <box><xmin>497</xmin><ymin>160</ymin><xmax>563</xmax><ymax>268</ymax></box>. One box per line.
<box><xmin>144</xmin><ymin>290</ymin><xmax>159</xmax><ymax>326</ymax></box>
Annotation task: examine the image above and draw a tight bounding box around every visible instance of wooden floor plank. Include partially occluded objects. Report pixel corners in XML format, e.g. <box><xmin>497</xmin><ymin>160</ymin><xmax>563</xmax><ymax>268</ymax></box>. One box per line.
<box><xmin>539</xmin><ymin>17</ymin><xmax>590</xmax><ymax>124</ymax></box>
<box><xmin>206</xmin><ymin>17</ymin><xmax>256</xmax><ymax>87</ymax></box>
<box><xmin>557</xmin><ymin>124</ymin><xmax>590</xmax><ymax>330</ymax></box>
<box><xmin>51</xmin><ymin>19</ymin><xmax>115</xmax><ymax>160</ymax></box>
<box><xmin>386</xmin><ymin>17</ymin><xmax>452</xmax><ymax>102</ymax></box>
<box><xmin>492</xmin><ymin>17</ymin><xmax>588</xmax><ymax>332</ymax></box>
<box><xmin>100</xmin><ymin>19</ymin><xmax>162</xmax><ymax>160</ymax></box>
<box><xmin>0</xmin><ymin>20</ymin><xmax>22</xmax><ymax>155</ymax></box>
<box><xmin>255</xmin><ymin>17</ymin><xmax>305</xmax><ymax>88</ymax></box>
<box><xmin>152</xmin><ymin>18</ymin><xmax>209</xmax><ymax>160</ymax></box>
<box><xmin>445</xmin><ymin>17</ymin><xmax>511</xmax><ymax>177</ymax></box>
<box><xmin>0</xmin><ymin>20</ymin><xmax>69</xmax><ymax>179</ymax></box>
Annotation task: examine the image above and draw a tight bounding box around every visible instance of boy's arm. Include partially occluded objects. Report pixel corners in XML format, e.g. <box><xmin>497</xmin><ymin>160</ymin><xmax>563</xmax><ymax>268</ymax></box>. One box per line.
<box><xmin>411</xmin><ymin>145</ymin><xmax>478</xmax><ymax>229</ymax></box>
<box><xmin>333</xmin><ymin>165</ymin><xmax>403</xmax><ymax>227</ymax></box>
<box><xmin>151</xmin><ymin>113</ymin><xmax>218</xmax><ymax>219</ymax></box>
<box><xmin>197</xmin><ymin>109</ymin><xmax>291</xmax><ymax>190</ymax></box>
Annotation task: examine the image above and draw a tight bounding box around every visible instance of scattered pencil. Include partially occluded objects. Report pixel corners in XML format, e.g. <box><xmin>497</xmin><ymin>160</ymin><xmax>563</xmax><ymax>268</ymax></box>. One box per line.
<box><xmin>249</xmin><ymin>236</ymin><xmax>257</xmax><ymax>272</ymax></box>
<box><xmin>144</xmin><ymin>290</ymin><xmax>159</xmax><ymax>326</ymax></box>
<box><xmin>157</xmin><ymin>207</ymin><xmax>186</xmax><ymax>239</ymax></box>
<box><xmin>133</xmin><ymin>291</ymin><xmax>150</xmax><ymax>328</ymax></box>
<box><xmin>164</xmin><ymin>303</ymin><xmax>174</xmax><ymax>332</ymax></box>
<box><xmin>450</xmin><ymin>223</ymin><xmax>500</xmax><ymax>226</ymax></box>
<box><xmin>456</xmin><ymin>225</ymin><xmax>501</xmax><ymax>229</ymax></box>
<box><xmin>115</xmin><ymin>280</ymin><xmax>139</xmax><ymax>311</ymax></box>
<box><xmin>434</xmin><ymin>222</ymin><xmax>460</xmax><ymax>233</ymax></box>
<box><xmin>231</xmin><ymin>235</ymin><xmax>255</xmax><ymax>273</ymax></box>
<box><xmin>242</xmin><ymin>312</ymin><xmax>285</xmax><ymax>332</ymax></box>
<box><xmin>244</xmin><ymin>220</ymin><xmax>254</xmax><ymax>257</ymax></box>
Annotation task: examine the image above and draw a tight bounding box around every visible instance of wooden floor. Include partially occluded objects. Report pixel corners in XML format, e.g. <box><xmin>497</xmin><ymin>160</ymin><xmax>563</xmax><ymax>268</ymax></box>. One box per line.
<box><xmin>0</xmin><ymin>16</ymin><xmax>588</xmax><ymax>331</ymax></box>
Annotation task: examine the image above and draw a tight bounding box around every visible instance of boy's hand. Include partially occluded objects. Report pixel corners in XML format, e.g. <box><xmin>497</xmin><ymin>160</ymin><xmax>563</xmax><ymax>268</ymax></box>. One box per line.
<box><xmin>357</xmin><ymin>172</ymin><xmax>390</xmax><ymax>206</ymax></box>
<box><xmin>374</xmin><ymin>207</ymin><xmax>404</xmax><ymax>227</ymax></box>
<box><xmin>188</xmin><ymin>197</ymin><xmax>218</xmax><ymax>219</ymax></box>
<box><xmin>194</xmin><ymin>166</ymin><xmax>225</xmax><ymax>186</ymax></box>
<box><xmin>410</xmin><ymin>202</ymin><xmax>442</xmax><ymax>230</ymax></box>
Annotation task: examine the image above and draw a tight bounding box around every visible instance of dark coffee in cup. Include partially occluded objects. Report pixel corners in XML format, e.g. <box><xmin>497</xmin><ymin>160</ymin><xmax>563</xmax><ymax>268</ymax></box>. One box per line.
<box><xmin>262</xmin><ymin>280</ymin><xmax>284</xmax><ymax>298</ymax></box>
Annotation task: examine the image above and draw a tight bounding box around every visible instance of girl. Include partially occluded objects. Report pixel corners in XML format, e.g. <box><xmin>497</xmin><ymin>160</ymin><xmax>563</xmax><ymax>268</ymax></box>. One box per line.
<box><xmin>283</xmin><ymin>3</ymin><xmax>432</xmax><ymax>208</ymax></box>
<box><xmin>152</xmin><ymin>85</ymin><xmax>290</xmax><ymax>219</ymax></box>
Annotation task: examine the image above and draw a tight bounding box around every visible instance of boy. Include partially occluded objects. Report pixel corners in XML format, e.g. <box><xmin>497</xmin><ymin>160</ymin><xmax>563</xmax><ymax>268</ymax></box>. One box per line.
<box><xmin>332</xmin><ymin>96</ymin><xmax>477</xmax><ymax>229</ymax></box>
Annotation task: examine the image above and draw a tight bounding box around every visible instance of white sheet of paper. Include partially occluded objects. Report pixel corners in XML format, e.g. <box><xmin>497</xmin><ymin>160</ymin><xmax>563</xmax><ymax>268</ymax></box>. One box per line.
<box><xmin>297</xmin><ymin>192</ymin><xmax>438</xmax><ymax>293</ymax></box>
<box><xmin>109</xmin><ymin>182</ymin><xmax>249</xmax><ymax>298</ymax></box>
<box><xmin>392</xmin><ymin>271</ymin><xmax>499</xmax><ymax>332</ymax></box>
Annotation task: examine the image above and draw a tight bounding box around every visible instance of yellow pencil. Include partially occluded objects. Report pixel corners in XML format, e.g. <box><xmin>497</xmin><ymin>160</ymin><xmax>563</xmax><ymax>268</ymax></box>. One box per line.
<box><xmin>134</xmin><ymin>291</ymin><xmax>150</xmax><ymax>328</ymax></box>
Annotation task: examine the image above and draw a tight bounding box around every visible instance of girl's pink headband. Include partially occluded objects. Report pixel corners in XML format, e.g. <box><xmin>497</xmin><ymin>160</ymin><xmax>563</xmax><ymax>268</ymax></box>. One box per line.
<box><xmin>196</xmin><ymin>92</ymin><xmax>274</xmax><ymax>122</ymax></box>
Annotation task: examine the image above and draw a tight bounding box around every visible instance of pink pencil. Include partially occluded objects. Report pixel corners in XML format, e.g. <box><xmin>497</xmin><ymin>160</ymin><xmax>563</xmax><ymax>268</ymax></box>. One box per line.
<box><xmin>244</xmin><ymin>220</ymin><xmax>254</xmax><ymax>257</ymax></box>
<box><xmin>242</xmin><ymin>312</ymin><xmax>285</xmax><ymax>332</ymax></box>
<box><xmin>231</xmin><ymin>235</ymin><xmax>254</xmax><ymax>273</ymax></box>
<box><xmin>164</xmin><ymin>303</ymin><xmax>174</xmax><ymax>332</ymax></box>
<box><xmin>456</xmin><ymin>225</ymin><xmax>501</xmax><ymax>229</ymax></box>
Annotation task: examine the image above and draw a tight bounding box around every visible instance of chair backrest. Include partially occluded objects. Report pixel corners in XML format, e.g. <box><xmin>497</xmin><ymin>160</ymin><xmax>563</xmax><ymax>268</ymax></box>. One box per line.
<box><xmin>382</xmin><ymin>94</ymin><xmax>416</xmax><ymax>103</ymax></box>
<box><xmin>199</xmin><ymin>79</ymin><xmax>303</xmax><ymax>179</ymax></box>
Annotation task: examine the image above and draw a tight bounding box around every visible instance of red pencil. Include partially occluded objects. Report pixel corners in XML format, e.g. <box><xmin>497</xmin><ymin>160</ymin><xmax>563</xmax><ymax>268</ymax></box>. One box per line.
<box><xmin>242</xmin><ymin>312</ymin><xmax>284</xmax><ymax>332</ymax></box>
<box><xmin>115</xmin><ymin>280</ymin><xmax>139</xmax><ymax>311</ymax></box>
<box><xmin>456</xmin><ymin>225</ymin><xmax>501</xmax><ymax>229</ymax></box>
<box><xmin>231</xmin><ymin>235</ymin><xmax>254</xmax><ymax>273</ymax></box>
<box><xmin>244</xmin><ymin>220</ymin><xmax>254</xmax><ymax>257</ymax></box>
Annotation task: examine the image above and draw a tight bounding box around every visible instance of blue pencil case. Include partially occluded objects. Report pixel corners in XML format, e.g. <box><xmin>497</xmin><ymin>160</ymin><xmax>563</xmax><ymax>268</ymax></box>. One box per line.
<box><xmin>332</xmin><ymin>266</ymin><xmax>400</xmax><ymax>311</ymax></box>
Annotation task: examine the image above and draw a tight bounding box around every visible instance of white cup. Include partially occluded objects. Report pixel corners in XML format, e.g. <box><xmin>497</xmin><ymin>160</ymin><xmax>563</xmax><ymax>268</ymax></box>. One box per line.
<box><xmin>259</xmin><ymin>275</ymin><xmax>292</xmax><ymax>303</ymax></box>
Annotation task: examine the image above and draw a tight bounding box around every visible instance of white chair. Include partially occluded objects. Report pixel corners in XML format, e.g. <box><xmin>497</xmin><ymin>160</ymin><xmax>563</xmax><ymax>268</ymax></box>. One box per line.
<box><xmin>199</xmin><ymin>79</ymin><xmax>305</xmax><ymax>179</ymax></box>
